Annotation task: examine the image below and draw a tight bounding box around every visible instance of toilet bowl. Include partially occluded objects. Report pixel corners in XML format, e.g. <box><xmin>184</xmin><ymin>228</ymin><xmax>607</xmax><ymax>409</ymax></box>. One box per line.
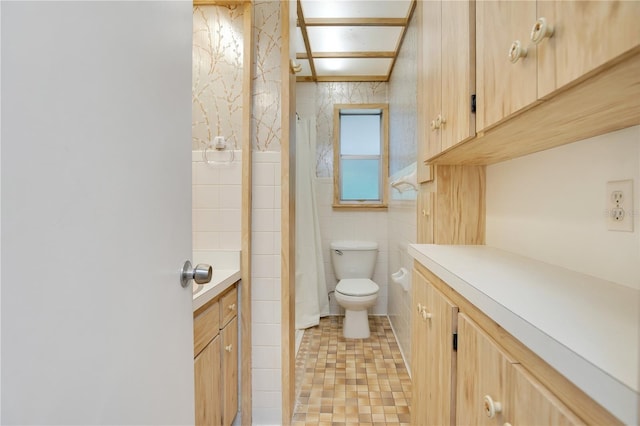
<box><xmin>330</xmin><ymin>241</ymin><xmax>380</xmax><ymax>339</ymax></box>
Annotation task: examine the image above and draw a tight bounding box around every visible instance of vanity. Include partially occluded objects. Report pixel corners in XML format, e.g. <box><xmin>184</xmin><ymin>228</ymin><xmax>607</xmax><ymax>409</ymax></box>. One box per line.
<box><xmin>192</xmin><ymin>252</ymin><xmax>241</xmax><ymax>426</ymax></box>
<box><xmin>409</xmin><ymin>244</ymin><xmax>639</xmax><ymax>426</ymax></box>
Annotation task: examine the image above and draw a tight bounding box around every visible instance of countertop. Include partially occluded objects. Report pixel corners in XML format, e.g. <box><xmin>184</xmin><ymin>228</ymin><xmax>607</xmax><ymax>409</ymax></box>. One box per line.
<box><xmin>408</xmin><ymin>244</ymin><xmax>639</xmax><ymax>426</ymax></box>
<box><xmin>192</xmin><ymin>268</ymin><xmax>241</xmax><ymax>312</ymax></box>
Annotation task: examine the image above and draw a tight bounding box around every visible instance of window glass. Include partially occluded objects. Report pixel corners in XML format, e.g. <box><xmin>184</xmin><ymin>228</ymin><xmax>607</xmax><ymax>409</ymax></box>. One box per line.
<box><xmin>341</xmin><ymin>159</ymin><xmax>380</xmax><ymax>200</ymax></box>
<box><xmin>340</xmin><ymin>114</ymin><xmax>381</xmax><ymax>156</ymax></box>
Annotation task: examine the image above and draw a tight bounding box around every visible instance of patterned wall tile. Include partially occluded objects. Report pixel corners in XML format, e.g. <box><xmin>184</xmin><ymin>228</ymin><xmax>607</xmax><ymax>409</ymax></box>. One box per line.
<box><xmin>192</xmin><ymin>5</ymin><xmax>244</xmax><ymax>151</ymax></box>
<box><xmin>253</xmin><ymin>1</ymin><xmax>282</xmax><ymax>152</ymax></box>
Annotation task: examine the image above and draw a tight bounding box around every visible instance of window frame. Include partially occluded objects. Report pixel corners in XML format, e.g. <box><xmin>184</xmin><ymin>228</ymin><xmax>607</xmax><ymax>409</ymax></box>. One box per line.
<box><xmin>332</xmin><ymin>103</ymin><xmax>389</xmax><ymax>210</ymax></box>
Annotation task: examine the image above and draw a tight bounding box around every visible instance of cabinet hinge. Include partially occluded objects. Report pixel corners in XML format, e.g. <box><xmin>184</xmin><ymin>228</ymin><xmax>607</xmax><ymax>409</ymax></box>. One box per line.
<box><xmin>453</xmin><ymin>332</ymin><xmax>458</xmax><ymax>351</ymax></box>
<box><xmin>471</xmin><ymin>94</ymin><xmax>476</xmax><ymax>114</ymax></box>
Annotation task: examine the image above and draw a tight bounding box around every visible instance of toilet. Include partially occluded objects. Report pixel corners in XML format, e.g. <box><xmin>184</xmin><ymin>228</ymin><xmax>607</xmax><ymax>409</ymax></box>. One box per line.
<box><xmin>330</xmin><ymin>241</ymin><xmax>380</xmax><ymax>339</ymax></box>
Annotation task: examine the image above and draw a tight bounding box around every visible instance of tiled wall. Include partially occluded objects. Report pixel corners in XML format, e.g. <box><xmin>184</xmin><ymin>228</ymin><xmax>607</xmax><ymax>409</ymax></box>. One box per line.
<box><xmin>251</xmin><ymin>151</ymin><xmax>282</xmax><ymax>424</ymax></box>
<box><xmin>386</xmin><ymin>6</ymin><xmax>418</xmax><ymax>370</ymax></box>
<box><xmin>192</xmin><ymin>151</ymin><xmax>242</xmax><ymax>250</ymax></box>
<box><xmin>315</xmin><ymin>179</ymin><xmax>389</xmax><ymax>316</ymax></box>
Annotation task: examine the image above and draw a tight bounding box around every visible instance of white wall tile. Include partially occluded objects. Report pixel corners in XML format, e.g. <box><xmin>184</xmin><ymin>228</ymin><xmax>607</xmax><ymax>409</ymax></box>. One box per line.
<box><xmin>253</xmin><ymin>185</ymin><xmax>276</xmax><ymax>209</ymax></box>
<box><xmin>254</xmin><ymin>162</ymin><xmax>276</xmax><ymax>186</ymax></box>
<box><xmin>193</xmin><ymin>209</ymin><xmax>220</xmax><ymax>232</ymax></box>
<box><xmin>252</xmin><ymin>369</ymin><xmax>282</xmax><ymax>392</ymax></box>
<box><xmin>219</xmin><ymin>185</ymin><xmax>242</xmax><ymax>209</ymax></box>
<box><xmin>252</xmin><ymin>323</ymin><xmax>281</xmax><ymax>346</ymax></box>
<box><xmin>252</xmin><ymin>345</ymin><xmax>281</xmax><ymax>369</ymax></box>
<box><xmin>193</xmin><ymin>185</ymin><xmax>220</xmax><ymax>210</ymax></box>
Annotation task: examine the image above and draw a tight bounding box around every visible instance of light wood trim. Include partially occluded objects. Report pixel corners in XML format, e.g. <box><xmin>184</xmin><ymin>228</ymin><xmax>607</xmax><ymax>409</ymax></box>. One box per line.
<box><xmin>332</xmin><ymin>103</ymin><xmax>389</xmax><ymax>208</ymax></box>
<box><xmin>386</xmin><ymin>0</ymin><xmax>416</xmax><ymax>81</ymax></box>
<box><xmin>296</xmin><ymin>0</ymin><xmax>317</xmax><ymax>82</ymax></box>
<box><xmin>303</xmin><ymin>17</ymin><xmax>407</xmax><ymax>27</ymax></box>
<box><xmin>299</xmin><ymin>51</ymin><xmax>395</xmax><ymax>59</ymax></box>
<box><xmin>331</xmin><ymin>204</ymin><xmax>387</xmax><ymax>211</ymax></box>
<box><xmin>281</xmin><ymin>1</ymin><xmax>296</xmax><ymax>424</ymax></box>
<box><xmin>194</xmin><ymin>301</ymin><xmax>220</xmax><ymax>357</ymax></box>
<box><xmin>313</xmin><ymin>75</ymin><xmax>388</xmax><ymax>82</ymax></box>
<box><xmin>194</xmin><ymin>0</ymin><xmax>250</xmax><ymax>5</ymax></box>
<box><xmin>430</xmin><ymin>48</ymin><xmax>640</xmax><ymax>165</ymax></box>
<box><xmin>414</xmin><ymin>262</ymin><xmax>623</xmax><ymax>425</ymax></box>
<box><xmin>240</xmin><ymin>1</ymin><xmax>253</xmax><ymax>423</ymax></box>
<box><xmin>433</xmin><ymin>165</ymin><xmax>485</xmax><ymax>245</ymax></box>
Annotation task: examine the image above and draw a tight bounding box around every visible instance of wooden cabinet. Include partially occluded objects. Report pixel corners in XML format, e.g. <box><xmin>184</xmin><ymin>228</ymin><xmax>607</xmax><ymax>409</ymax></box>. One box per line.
<box><xmin>536</xmin><ymin>1</ymin><xmax>640</xmax><ymax>99</ymax></box>
<box><xmin>195</xmin><ymin>335</ymin><xmax>221</xmax><ymax>426</ymax></box>
<box><xmin>411</xmin><ymin>268</ymin><xmax>458</xmax><ymax>426</ymax></box>
<box><xmin>411</xmin><ymin>262</ymin><xmax>621</xmax><ymax>425</ymax></box>
<box><xmin>456</xmin><ymin>313</ymin><xmax>584</xmax><ymax>426</ymax></box>
<box><xmin>476</xmin><ymin>0</ymin><xmax>640</xmax><ymax>131</ymax></box>
<box><xmin>193</xmin><ymin>284</ymin><xmax>238</xmax><ymax>426</ymax></box>
<box><xmin>420</xmin><ymin>0</ymin><xmax>475</xmax><ymax>160</ymax></box>
<box><xmin>456</xmin><ymin>313</ymin><xmax>516</xmax><ymax>426</ymax></box>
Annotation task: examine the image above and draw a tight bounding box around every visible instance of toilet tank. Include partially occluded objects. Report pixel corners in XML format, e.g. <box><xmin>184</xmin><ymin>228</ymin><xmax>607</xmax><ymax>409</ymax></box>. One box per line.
<box><xmin>330</xmin><ymin>241</ymin><xmax>378</xmax><ymax>280</ymax></box>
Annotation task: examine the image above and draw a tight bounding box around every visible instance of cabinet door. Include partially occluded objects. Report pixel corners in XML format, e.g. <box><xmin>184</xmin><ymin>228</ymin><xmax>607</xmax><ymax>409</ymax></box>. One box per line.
<box><xmin>411</xmin><ymin>270</ymin><xmax>458</xmax><ymax>425</ymax></box>
<box><xmin>509</xmin><ymin>364</ymin><xmax>585</xmax><ymax>426</ymax></box>
<box><xmin>222</xmin><ymin>317</ymin><xmax>238</xmax><ymax>426</ymax></box>
<box><xmin>456</xmin><ymin>314</ymin><xmax>515</xmax><ymax>426</ymax></box>
<box><xmin>537</xmin><ymin>1</ymin><xmax>640</xmax><ymax>98</ymax></box>
<box><xmin>422</xmin><ymin>0</ymin><xmax>442</xmax><ymax>159</ymax></box>
<box><xmin>476</xmin><ymin>0</ymin><xmax>537</xmax><ymax>131</ymax></box>
<box><xmin>411</xmin><ymin>269</ymin><xmax>429</xmax><ymax>424</ymax></box>
<box><xmin>424</xmin><ymin>281</ymin><xmax>458</xmax><ymax>426</ymax></box>
<box><xmin>441</xmin><ymin>0</ymin><xmax>475</xmax><ymax>152</ymax></box>
<box><xmin>195</xmin><ymin>336</ymin><xmax>221</xmax><ymax>426</ymax></box>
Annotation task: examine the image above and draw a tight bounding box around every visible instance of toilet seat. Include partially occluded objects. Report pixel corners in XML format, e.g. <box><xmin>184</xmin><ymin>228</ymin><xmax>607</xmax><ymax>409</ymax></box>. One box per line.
<box><xmin>335</xmin><ymin>278</ymin><xmax>379</xmax><ymax>297</ymax></box>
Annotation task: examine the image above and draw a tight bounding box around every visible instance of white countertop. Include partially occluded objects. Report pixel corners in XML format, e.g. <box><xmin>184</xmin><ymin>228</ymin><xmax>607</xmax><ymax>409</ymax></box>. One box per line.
<box><xmin>192</xmin><ymin>268</ymin><xmax>241</xmax><ymax>312</ymax></box>
<box><xmin>408</xmin><ymin>244</ymin><xmax>640</xmax><ymax>425</ymax></box>
<box><xmin>191</xmin><ymin>250</ymin><xmax>241</xmax><ymax>312</ymax></box>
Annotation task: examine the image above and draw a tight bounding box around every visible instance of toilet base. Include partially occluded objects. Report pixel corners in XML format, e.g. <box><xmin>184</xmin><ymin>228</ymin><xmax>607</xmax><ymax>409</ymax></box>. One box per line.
<box><xmin>343</xmin><ymin>309</ymin><xmax>370</xmax><ymax>339</ymax></box>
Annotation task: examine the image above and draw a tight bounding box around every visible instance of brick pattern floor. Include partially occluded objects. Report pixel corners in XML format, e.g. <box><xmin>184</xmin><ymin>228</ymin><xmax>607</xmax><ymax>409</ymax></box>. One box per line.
<box><xmin>292</xmin><ymin>316</ymin><xmax>412</xmax><ymax>426</ymax></box>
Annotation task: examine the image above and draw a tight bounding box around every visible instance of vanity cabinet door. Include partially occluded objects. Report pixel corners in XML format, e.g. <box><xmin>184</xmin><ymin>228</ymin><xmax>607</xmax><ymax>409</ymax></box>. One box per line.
<box><xmin>195</xmin><ymin>335</ymin><xmax>221</xmax><ymax>426</ymax></box>
<box><xmin>411</xmin><ymin>268</ymin><xmax>458</xmax><ymax>425</ymax></box>
<box><xmin>221</xmin><ymin>316</ymin><xmax>238</xmax><ymax>426</ymax></box>
<box><xmin>456</xmin><ymin>313</ymin><xmax>515</xmax><ymax>426</ymax></box>
<box><xmin>509</xmin><ymin>363</ymin><xmax>584</xmax><ymax>426</ymax></box>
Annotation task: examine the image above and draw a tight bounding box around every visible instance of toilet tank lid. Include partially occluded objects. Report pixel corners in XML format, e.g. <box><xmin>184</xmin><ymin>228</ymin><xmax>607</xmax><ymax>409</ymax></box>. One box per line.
<box><xmin>331</xmin><ymin>241</ymin><xmax>378</xmax><ymax>250</ymax></box>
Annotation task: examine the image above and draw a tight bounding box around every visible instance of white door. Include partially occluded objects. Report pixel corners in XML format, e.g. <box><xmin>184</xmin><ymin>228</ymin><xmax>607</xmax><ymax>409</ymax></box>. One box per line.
<box><xmin>1</xmin><ymin>2</ymin><xmax>194</xmax><ymax>424</ymax></box>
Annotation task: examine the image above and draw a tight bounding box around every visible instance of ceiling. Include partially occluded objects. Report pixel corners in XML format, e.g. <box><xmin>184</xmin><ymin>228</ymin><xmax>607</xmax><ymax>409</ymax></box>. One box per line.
<box><xmin>295</xmin><ymin>0</ymin><xmax>416</xmax><ymax>82</ymax></box>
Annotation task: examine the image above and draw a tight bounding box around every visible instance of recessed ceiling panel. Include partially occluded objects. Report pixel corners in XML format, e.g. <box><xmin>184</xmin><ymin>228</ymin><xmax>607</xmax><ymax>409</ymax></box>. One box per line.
<box><xmin>300</xmin><ymin>0</ymin><xmax>412</xmax><ymax>19</ymax></box>
<box><xmin>314</xmin><ymin>58</ymin><xmax>392</xmax><ymax>76</ymax></box>
<box><xmin>307</xmin><ymin>26</ymin><xmax>402</xmax><ymax>53</ymax></box>
<box><xmin>296</xmin><ymin>27</ymin><xmax>306</xmax><ymax>54</ymax></box>
<box><xmin>297</xmin><ymin>59</ymin><xmax>312</xmax><ymax>77</ymax></box>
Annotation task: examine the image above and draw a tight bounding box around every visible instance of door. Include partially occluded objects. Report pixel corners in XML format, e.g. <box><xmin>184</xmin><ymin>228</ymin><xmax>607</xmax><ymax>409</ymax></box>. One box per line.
<box><xmin>1</xmin><ymin>2</ymin><xmax>194</xmax><ymax>424</ymax></box>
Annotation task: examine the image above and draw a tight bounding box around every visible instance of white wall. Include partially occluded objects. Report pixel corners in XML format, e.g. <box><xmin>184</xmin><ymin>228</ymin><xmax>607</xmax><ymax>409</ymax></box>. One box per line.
<box><xmin>386</xmin><ymin>5</ymin><xmax>418</xmax><ymax>370</ymax></box>
<box><xmin>487</xmin><ymin>126</ymin><xmax>640</xmax><ymax>290</ymax></box>
<box><xmin>315</xmin><ymin>179</ymin><xmax>389</xmax><ymax>315</ymax></box>
<box><xmin>251</xmin><ymin>151</ymin><xmax>283</xmax><ymax>424</ymax></box>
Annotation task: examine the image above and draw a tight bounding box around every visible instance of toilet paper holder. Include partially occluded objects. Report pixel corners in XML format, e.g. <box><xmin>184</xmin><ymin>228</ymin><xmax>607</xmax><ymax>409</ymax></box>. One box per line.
<box><xmin>391</xmin><ymin>267</ymin><xmax>410</xmax><ymax>292</ymax></box>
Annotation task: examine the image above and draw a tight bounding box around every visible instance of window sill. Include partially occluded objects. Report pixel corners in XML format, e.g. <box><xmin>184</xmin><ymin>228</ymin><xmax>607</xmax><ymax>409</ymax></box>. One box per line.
<box><xmin>332</xmin><ymin>203</ymin><xmax>388</xmax><ymax>211</ymax></box>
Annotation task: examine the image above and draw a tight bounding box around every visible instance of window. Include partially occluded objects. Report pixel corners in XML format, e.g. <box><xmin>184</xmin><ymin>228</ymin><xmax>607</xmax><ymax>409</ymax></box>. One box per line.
<box><xmin>333</xmin><ymin>104</ymin><xmax>389</xmax><ymax>209</ymax></box>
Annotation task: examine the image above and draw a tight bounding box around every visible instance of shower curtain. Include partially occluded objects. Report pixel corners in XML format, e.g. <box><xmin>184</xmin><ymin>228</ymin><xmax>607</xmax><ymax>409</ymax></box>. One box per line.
<box><xmin>295</xmin><ymin>117</ymin><xmax>330</xmax><ymax>329</ymax></box>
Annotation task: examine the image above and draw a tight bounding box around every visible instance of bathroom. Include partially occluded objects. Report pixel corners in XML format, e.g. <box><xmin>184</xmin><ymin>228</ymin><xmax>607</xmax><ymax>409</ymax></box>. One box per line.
<box><xmin>192</xmin><ymin>1</ymin><xmax>418</xmax><ymax>424</ymax></box>
<box><xmin>192</xmin><ymin>1</ymin><xmax>640</xmax><ymax>425</ymax></box>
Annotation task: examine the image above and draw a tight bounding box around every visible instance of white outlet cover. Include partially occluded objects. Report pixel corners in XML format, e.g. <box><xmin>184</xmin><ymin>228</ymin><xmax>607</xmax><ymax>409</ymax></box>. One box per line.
<box><xmin>606</xmin><ymin>179</ymin><xmax>634</xmax><ymax>232</ymax></box>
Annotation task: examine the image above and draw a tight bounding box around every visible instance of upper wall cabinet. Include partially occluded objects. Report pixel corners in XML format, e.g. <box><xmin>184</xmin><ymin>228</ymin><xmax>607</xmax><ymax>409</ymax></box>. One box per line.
<box><xmin>422</xmin><ymin>0</ymin><xmax>475</xmax><ymax>160</ymax></box>
<box><xmin>536</xmin><ymin>1</ymin><xmax>640</xmax><ymax>99</ymax></box>
<box><xmin>476</xmin><ymin>0</ymin><xmax>640</xmax><ymax>132</ymax></box>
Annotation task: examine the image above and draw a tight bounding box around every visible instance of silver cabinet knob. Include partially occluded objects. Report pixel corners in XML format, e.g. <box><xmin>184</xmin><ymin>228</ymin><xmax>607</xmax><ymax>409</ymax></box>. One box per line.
<box><xmin>180</xmin><ymin>260</ymin><xmax>212</xmax><ymax>287</ymax></box>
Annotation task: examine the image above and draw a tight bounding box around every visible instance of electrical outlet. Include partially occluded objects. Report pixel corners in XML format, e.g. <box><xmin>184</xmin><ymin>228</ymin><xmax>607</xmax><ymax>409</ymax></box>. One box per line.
<box><xmin>606</xmin><ymin>179</ymin><xmax>634</xmax><ymax>232</ymax></box>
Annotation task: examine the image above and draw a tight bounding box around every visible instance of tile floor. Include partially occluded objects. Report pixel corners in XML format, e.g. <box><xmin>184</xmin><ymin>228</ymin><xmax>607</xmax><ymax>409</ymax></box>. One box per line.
<box><xmin>292</xmin><ymin>316</ymin><xmax>412</xmax><ymax>426</ymax></box>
